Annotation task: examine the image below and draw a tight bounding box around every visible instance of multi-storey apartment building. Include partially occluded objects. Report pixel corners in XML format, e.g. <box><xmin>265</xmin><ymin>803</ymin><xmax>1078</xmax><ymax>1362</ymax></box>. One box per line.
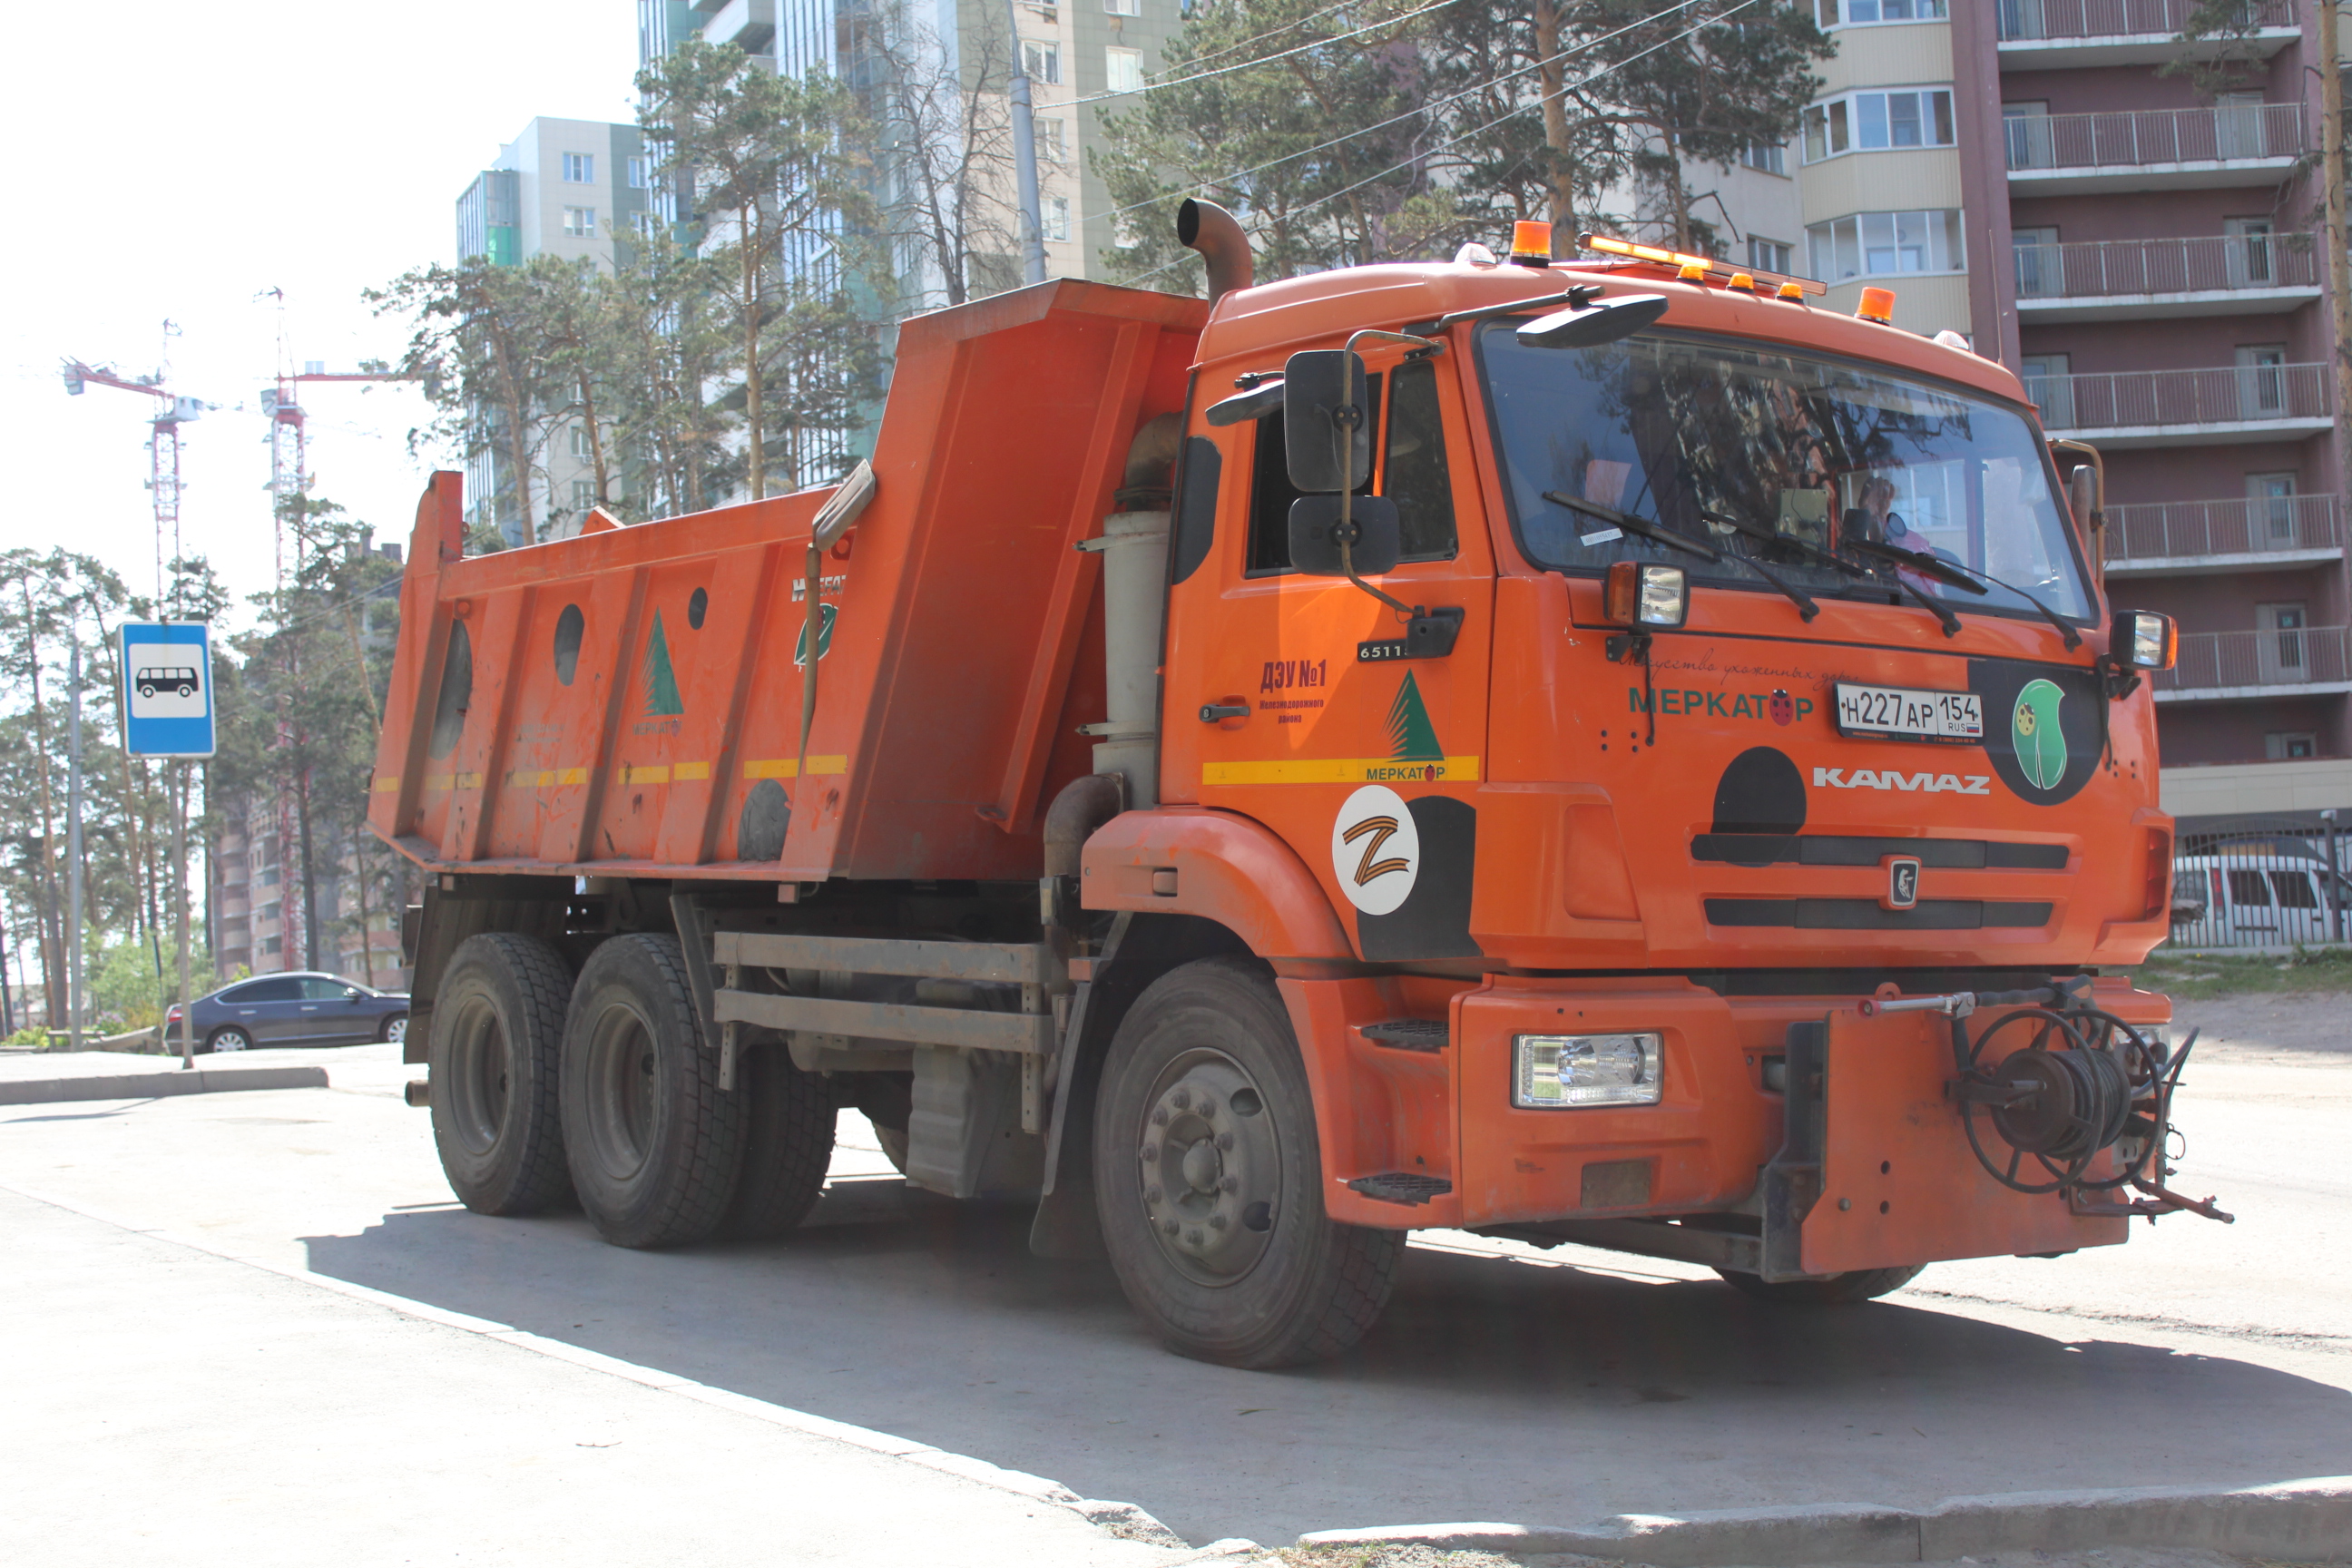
<box><xmin>454</xmin><ymin>118</ymin><xmax>649</xmax><ymax>544</ymax></box>
<box><xmin>1765</xmin><ymin>0</ymin><xmax>2348</xmax><ymax>828</ymax></box>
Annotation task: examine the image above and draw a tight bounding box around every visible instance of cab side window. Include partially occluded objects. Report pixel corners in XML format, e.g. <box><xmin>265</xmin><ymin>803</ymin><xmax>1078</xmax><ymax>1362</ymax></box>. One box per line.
<box><xmin>1241</xmin><ymin>364</ymin><xmax>1457</xmax><ymax>573</ymax></box>
<box><xmin>1387</xmin><ymin>358</ymin><xmax>1458</xmax><ymax>561</ymax></box>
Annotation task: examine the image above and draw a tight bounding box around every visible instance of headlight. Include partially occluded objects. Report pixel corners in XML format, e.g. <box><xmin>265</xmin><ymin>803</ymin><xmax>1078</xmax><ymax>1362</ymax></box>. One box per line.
<box><xmin>1514</xmin><ymin>1032</ymin><xmax>1663</xmax><ymax>1108</ymax></box>
<box><xmin>1604</xmin><ymin>561</ymin><xmax>1688</xmax><ymax>629</ymax></box>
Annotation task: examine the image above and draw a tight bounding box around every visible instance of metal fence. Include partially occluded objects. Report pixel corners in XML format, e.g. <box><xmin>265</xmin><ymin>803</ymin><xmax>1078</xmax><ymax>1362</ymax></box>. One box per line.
<box><xmin>1998</xmin><ymin>0</ymin><xmax>2296</xmax><ymax>41</ymax></box>
<box><xmin>2168</xmin><ymin>819</ymin><xmax>2352</xmax><ymax>949</ymax></box>
<box><xmin>2005</xmin><ymin>103</ymin><xmax>2305</xmax><ymax>171</ymax></box>
<box><xmin>2014</xmin><ymin>232</ymin><xmax>2316</xmax><ymax>299</ymax></box>
<box><xmin>2106</xmin><ymin>494</ymin><xmax>2341</xmax><ymax>564</ymax></box>
<box><xmin>2024</xmin><ymin>362</ymin><xmax>2330</xmax><ymax>431</ymax></box>
<box><xmin>2154</xmin><ymin>626</ymin><xmax>2352</xmax><ymax>694</ymax></box>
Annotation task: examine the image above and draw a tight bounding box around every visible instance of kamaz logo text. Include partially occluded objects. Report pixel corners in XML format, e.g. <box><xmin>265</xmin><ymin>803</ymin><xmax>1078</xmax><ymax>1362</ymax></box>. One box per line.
<box><xmin>1815</xmin><ymin>767</ymin><xmax>1991</xmax><ymax>794</ymax></box>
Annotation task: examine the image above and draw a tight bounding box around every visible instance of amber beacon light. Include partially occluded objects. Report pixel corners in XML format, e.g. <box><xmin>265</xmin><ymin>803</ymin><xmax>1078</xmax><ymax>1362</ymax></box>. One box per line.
<box><xmin>1509</xmin><ymin>220</ymin><xmax>1554</xmax><ymax>267</ymax></box>
<box><xmin>1857</xmin><ymin>287</ymin><xmax>1896</xmax><ymax>323</ymax></box>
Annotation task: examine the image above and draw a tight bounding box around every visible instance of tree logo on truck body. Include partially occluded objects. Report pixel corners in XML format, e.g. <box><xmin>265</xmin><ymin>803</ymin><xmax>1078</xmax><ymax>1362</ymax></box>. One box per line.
<box><xmin>1385</xmin><ymin>671</ymin><xmax>1445</xmax><ymax>764</ymax></box>
<box><xmin>1330</xmin><ymin>784</ymin><xmax>1420</xmax><ymax>915</ymax></box>
<box><xmin>642</xmin><ymin>612</ymin><xmax>684</xmax><ymax>716</ymax></box>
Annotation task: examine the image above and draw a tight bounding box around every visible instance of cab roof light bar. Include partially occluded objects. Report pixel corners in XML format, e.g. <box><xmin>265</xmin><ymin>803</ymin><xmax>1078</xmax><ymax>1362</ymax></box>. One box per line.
<box><xmin>1578</xmin><ymin>231</ymin><xmax>1827</xmax><ymax>299</ymax></box>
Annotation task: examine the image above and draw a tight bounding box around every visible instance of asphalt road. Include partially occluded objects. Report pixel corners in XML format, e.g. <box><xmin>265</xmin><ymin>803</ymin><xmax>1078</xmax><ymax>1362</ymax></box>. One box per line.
<box><xmin>1</xmin><ymin>993</ymin><xmax>2344</xmax><ymax>1552</ymax></box>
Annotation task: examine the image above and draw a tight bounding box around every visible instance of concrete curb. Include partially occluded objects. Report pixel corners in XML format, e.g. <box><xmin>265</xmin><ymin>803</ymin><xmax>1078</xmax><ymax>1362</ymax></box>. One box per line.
<box><xmin>0</xmin><ymin>1066</ymin><xmax>329</xmax><ymax>1106</ymax></box>
<box><xmin>0</xmin><ymin>1177</ymin><xmax>1240</xmax><ymax>1560</ymax></box>
<box><xmin>1298</xmin><ymin>1477</ymin><xmax>2352</xmax><ymax>1564</ymax></box>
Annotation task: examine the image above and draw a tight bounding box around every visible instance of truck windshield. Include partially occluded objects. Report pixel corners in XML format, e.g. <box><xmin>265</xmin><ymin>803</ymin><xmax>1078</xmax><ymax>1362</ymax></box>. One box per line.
<box><xmin>1478</xmin><ymin>326</ymin><xmax>2094</xmax><ymax>624</ymax></box>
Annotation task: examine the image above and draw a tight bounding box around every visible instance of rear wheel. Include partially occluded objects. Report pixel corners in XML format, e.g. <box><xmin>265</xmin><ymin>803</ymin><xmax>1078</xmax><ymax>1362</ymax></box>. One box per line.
<box><xmin>721</xmin><ymin>1044</ymin><xmax>835</xmax><ymax>1240</ymax></box>
<box><xmin>561</xmin><ymin>934</ymin><xmax>742</xmax><ymax>1249</ymax></box>
<box><xmin>379</xmin><ymin>1013</ymin><xmax>409</xmax><ymax>1046</ymax></box>
<box><xmin>205</xmin><ymin>1026</ymin><xmax>250</xmax><ymax>1054</ymax></box>
<box><xmin>1714</xmin><ymin>1264</ymin><xmax>1925</xmax><ymax>1305</ymax></box>
<box><xmin>1093</xmin><ymin>956</ymin><xmax>1401</xmax><ymax>1367</ymax></box>
<box><xmin>427</xmin><ymin>933</ymin><xmax>573</xmax><ymax>1215</ymax></box>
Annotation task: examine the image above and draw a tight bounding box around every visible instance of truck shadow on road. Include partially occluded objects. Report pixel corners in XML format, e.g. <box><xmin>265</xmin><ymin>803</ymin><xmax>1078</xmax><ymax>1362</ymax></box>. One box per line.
<box><xmin>302</xmin><ymin>1177</ymin><xmax>2352</xmax><ymax>1548</ymax></box>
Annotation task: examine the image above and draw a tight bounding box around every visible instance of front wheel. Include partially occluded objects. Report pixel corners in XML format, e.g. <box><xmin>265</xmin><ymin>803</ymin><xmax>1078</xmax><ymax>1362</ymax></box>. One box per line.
<box><xmin>1093</xmin><ymin>956</ymin><xmax>1401</xmax><ymax>1368</ymax></box>
<box><xmin>1714</xmin><ymin>1264</ymin><xmax>1925</xmax><ymax>1305</ymax></box>
<box><xmin>380</xmin><ymin>1014</ymin><xmax>408</xmax><ymax>1046</ymax></box>
<box><xmin>205</xmin><ymin>1026</ymin><xmax>250</xmax><ymax>1054</ymax></box>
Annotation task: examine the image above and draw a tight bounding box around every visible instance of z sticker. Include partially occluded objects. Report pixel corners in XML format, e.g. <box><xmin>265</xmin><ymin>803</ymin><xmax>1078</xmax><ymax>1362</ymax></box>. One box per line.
<box><xmin>1331</xmin><ymin>784</ymin><xmax>1420</xmax><ymax>916</ymax></box>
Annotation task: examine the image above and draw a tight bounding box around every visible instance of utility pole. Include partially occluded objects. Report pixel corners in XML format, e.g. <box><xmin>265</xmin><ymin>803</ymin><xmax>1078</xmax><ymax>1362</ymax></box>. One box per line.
<box><xmin>1005</xmin><ymin>0</ymin><xmax>1048</xmax><ymax>287</ymax></box>
<box><xmin>66</xmin><ymin>641</ymin><xmax>84</xmax><ymax>1050</ymax></box>
<box><xmin>2323</xmin><ymin>0</ymin><xmax>2352</xmax><ymax>492</ymax></box>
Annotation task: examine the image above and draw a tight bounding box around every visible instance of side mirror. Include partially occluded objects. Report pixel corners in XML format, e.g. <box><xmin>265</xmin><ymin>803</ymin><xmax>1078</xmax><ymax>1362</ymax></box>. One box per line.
<box><xmin>1514</xmin><ymin>293</ymin><xmax>1669</xmax><ymax>350</ymax></box>
<box><xmin>1282</xmin><ymin>349</ymin><xmax>1370</xmax><ymax>493</ymax></box>
<box><xmin>1289</xmin><ymin>495</ymin><xmax>1401</xmax><ymax>576</ymax></box>
<box><xmin>2067</xmin><ymin>463</ymin><xmax>2100</xmax><ymax>528</ymax></box>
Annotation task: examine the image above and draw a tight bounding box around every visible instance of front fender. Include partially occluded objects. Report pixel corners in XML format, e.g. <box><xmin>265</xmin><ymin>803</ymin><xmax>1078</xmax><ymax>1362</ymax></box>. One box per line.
<box><xmin>1081</xmin><ymin>806</ymin><xmax>1353</xmax><ymax>960</ymax></box>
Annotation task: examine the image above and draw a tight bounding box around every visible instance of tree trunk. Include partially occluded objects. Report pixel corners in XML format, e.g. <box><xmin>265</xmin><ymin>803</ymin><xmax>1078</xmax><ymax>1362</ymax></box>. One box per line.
<box><xmin>19</xmin><ymin>581</ymin><xmax>68</xmax><ymax>1019</ymax></box>
<box><xmin>742</xmin><ymin>199</ymin><xmax>766</xmax><ymax>501</ymax></box>
<box><xmin>1533</xmin><ymin>0</ymin><xmax>1576</xmax><ymax>237</ymax></box>
<box><xmin>578</xmin><ymin>368</ymin><xmax>612</xmax><ymax>504</ymax></box>
<box><xmin>295</xmin><ymin>754</ymin><xmax>320</xmax><ymax>975</ymax></box>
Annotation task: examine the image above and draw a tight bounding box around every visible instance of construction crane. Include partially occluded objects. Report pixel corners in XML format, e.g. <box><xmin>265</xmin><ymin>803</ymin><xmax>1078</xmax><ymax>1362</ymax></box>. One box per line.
<box><xmin>60</xmin><ymin>348</ymin><xmax>210</xmax><ymax>612</ymax></box>
<box><xmin>258</xmin><ymin>289</ymin><xmax>414</xmax><ymax>588</ymax></box>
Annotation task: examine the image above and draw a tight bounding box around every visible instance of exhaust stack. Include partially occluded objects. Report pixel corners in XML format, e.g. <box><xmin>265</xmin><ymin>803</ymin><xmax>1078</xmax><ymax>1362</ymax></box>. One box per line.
<box><xmin>1178</xmin><ymin>199</ymin><xmax>1253</xmax><ymax>307</ymax></box>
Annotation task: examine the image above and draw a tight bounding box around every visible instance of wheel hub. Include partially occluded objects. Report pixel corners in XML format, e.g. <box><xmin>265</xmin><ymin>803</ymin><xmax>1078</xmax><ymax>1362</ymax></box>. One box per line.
<box><xmin>1137</xmin><ymin>1054</ymin><xmax>1279</xmax><ymax>1282</ymax></box>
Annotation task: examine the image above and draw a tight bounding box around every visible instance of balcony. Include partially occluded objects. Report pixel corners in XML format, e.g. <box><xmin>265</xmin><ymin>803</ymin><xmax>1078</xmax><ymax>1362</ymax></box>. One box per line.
<box><xmin>2154</xmin><ymin>626</ymin><xmax>2352</xmax><ymax>702</ymax></box>
<box><xmin>2005</xmin><ymin>103</ymin><xmax>2305</xmax><ymax>192</ymax></box>
<box><xmin>701</xmin><ymin>0</ymin><xmax>774</xmax><ymax>53</ymax></box>
<box><xmin>1998</xmin><ymin>0</ymin><xmax>2299</xmax><ymax>69</ymax></box>
<box><xmin>2025</xmin><ymin>363</ymin><xmax>2332</xmax><ymax>447</ymax></box>
<box><xmin>2105</xmin><ymin>495</ymin><xmax>2342</xmax><ymax>576</ymax></box>
<box><xmin>2014</xmin><ymin>233</ymin><xmax>2321</xmax><ymax>322</ymax></box>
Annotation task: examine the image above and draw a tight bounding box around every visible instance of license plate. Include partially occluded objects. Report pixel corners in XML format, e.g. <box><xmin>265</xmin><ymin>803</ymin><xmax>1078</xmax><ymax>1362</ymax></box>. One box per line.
<box><xmin>1834</xmin><ymin>682</ymin><xmax>1983</xmax><ymax>742</ymax></box>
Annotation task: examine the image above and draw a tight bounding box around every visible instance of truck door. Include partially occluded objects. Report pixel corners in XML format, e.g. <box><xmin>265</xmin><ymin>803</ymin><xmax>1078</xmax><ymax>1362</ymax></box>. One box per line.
<box><xmin>1162</xmin><ymin>352</ymin><xmax>1496</xmax><ymax>960</ymax></box>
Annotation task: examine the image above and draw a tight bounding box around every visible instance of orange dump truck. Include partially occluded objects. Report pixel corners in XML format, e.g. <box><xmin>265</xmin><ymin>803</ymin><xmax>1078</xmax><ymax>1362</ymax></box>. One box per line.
<box><xmin>372</xmin><ymin>206</ymin><xmax>2226</xmax><ymax>1367</ymax></box>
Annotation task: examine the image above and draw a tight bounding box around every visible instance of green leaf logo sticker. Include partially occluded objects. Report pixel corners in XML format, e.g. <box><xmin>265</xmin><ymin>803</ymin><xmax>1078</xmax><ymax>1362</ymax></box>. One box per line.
<box><xmin>2011</xmin><ymin>678</ymin><xmax>2066</xmax><ymax>790</ymax></box>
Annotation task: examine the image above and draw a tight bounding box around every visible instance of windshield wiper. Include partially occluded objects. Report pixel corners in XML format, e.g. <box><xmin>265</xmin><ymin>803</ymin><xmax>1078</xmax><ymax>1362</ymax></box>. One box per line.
<box><xmin>1843</xmin><ymin>536</ymin><xmax>1991</xmax><ymax>596</ymax></box>
<box><xmin>1542</xmin><ymin>491</ymin><xmax>1719</xmax><ymax>560</ymax></box>
<box><xmin>1697</xmin><ymin>509</ymin><xmax>1864</xmax><ymax>577</ymax></box>
<box><xmin>1845</xmin><ymin>536</ymin><xmax>2085</xmax><ymax>651</ymax></box>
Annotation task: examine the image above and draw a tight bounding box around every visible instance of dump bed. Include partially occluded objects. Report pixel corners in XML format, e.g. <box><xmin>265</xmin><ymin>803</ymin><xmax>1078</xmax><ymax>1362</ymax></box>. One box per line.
<box><xmin>368</xmin><ymin>279</ymin><xmax>1205</xmax><ymax>884</ymax></box>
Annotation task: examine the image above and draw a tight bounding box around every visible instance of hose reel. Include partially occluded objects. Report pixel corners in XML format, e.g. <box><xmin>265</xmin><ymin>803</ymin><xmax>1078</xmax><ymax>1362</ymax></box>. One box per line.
<box><xmin>1857</xmin><ymin>985</ymin><xmax>2231</xmax><ymax>1222</ymax></box>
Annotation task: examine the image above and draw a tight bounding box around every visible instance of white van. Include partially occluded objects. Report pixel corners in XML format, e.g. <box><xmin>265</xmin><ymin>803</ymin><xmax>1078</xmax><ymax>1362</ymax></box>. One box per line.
<box><xmin>2171</xmin><ymin>852</ymin><xmax>2349</xmax><ymax>947</ymax></box>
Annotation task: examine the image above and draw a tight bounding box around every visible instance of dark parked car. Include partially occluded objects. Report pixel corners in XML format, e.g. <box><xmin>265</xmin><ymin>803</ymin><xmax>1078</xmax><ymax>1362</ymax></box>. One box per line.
<box><xmin>166</xmin><ymin>973</ymin><xmax>410</xmax><ymax>1054</ymax></box>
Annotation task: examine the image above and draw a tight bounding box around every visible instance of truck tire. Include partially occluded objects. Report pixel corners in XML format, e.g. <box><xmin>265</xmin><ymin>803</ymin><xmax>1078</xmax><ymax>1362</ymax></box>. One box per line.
<box><xmin>1714</xmin><ymin>1264</ymin><xmax>1925</xmax><ymax>1305</ymax></box>
<box><xmin>427</xmin><ymin>932</ymin><xmax>573</xmax><ymax>1215</ymax></box>
<box><xmin>721</xmin><ymin>1044</ymin><xmax>835</xmax><ymax>1240</ymax></box>
<box><xmin>560</xmin><ymin>933</ymin><xmax>743</xmax><ymax>1249</ymax></box>
<box><xmin>1092</xmin><ymin>956</ymin><xmax>1401</xmax><ymax>1368</ymax></box>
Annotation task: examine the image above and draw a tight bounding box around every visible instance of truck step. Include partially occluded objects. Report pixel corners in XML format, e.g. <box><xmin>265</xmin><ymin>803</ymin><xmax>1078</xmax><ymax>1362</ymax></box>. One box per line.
<box><xmin>1347</xmin><ymin>1172</ymin><xmax>1454</xmax><ymax>1206</ymax></box>
<box><xmin>1360</xmin><ymin>1019</ymin><xmax>1448</xmax><ymax>1052</ymax></box>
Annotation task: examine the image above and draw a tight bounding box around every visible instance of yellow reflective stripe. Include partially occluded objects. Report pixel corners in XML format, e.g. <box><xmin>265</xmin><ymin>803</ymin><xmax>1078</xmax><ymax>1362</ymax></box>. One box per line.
<box><xmin>1200</xmin><ymin>755</ymin><xmax>1482</xmax><ymax>786</ymax></box>
<box><xmin>455</xmin><ymin>772</ymin><xmax>483</xmax><ymax>789</ymax></box>
<box><xmin>672</xmin><ymin>760</ymin><xmax>710</xmax><ymax>781</ymax></box>
<box><xmin>742</xmin><ymin>756</ymin><xmax>848</xmax><ymax>779</ymax></box>
<box><xmin>503</xmin><ymin>768</ymin><xmax>591</xmax><ymax>789</ymax></box>
<box><xmin>619</xmin><ymin>764</ymin><xmax>670</xmax><ymax>785</ymax></box>
<box><xmin>422</xmin><ymin>773</ymin><xmax>454</xmax><ymax>792</ymax></box>
<box><xmin>372</xmin><ymin>775</ymin><xmax>400</xmax><ymax>793</ymax></box>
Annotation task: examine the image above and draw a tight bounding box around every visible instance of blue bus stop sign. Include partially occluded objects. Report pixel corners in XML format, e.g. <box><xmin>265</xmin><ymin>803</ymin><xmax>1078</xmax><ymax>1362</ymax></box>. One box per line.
<box><xmin>121</xmin><ymin>622</ymin><xmax>215</xmax><ymax>758</ymax></box>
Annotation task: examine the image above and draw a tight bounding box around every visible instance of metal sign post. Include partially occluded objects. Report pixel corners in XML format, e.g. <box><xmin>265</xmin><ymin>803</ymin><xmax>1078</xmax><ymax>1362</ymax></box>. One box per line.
<box><xmin>121</xmin><ymin>623</ymin><xmax>214</xmax><ymax>1070</ymax></box>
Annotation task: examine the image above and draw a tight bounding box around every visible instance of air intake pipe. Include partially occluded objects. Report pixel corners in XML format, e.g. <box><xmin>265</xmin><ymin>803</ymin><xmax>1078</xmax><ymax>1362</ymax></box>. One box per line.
<box><xmin>1178</xmin><ymin>199</ymin><xmax>1253</xmax><ymax>307</ymax></box>
<box><xmin>1081</xmin><ymin>413</ymin><xmax>1182</xmax><ymax>808</ymax></box>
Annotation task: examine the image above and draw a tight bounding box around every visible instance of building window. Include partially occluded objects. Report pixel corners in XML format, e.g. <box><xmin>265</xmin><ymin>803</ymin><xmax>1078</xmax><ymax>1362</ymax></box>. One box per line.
<box><xmin>1803</xmin><ymin>89</ymin><xmax>1955</xmax><ymax>162</ymax></box>
<box><xmin>563</xmin><ymin>207</ymin><xmax>597</xmax><ymax>238</ymax></box>
<box><xmin>1044</xmin><ymin>195</ymin><xmax>1071</xmax><ymax>242</ymax></box>
<box><xmin>1037</xmin><ymin>117</ymin><xmax>1066</xmax><ymax>162</ymax></box>
<box><xmin>1741</xmin><ymin>141</ymin><xmax>1786</xmax><ymax>175</ymax></box>
<box><xmin>563</xmin><ymin>152</ymin><xmax>595</xmax><ymax>183</ymax></box>
<box><xmin>1806</xmin><ymin>210</ymin><xmax>1965</xmax><ymax>280</ymax></box>
<box><xmin>572</xmin><ymin>480</ymin><xmax>597</xmax><ymax>510</ymax></box>
<box><xmin>261</xmin><ymin>901</ymin><xmax>281</xmax><ymax>922</ymax></box>
<box><xmin>1107</xmin><ymin>0</ymin><xmax>1141</xmax><ymax>14</ymax></box>
<box><xmin>1112</xmin><ymin>211</ymin><xmax>1144</xmax><ymax>249</ymax></box>
<box><xmin>1105</xmin><ymin>45</ymin><xmax>1144</xmax><ymax>93</ymax></box>
<box><xmin>626</xmin><ymin>155</ymin><xmax>651</xmax><ymax>189</ymax></box>
<box><xmin>1817</xmin><ymin>0</ymin><xmax>1946</xmax><ymax>22</ymax></box>
<box><xmin>2267</xmin><ymin>731</ymin><xmax>2319</xmax><ymax>760</ymax></box>
<box><xmin>1024</xmin><ymin>40</ymin><xmax>1060</xmax><ymax>83</ymax></box>
<box><xmin>571</xmin><ymin>425</ymin><xmax>593</xmax><ymax>458</ymax></box>
<box><xmin>263</xmin><ymin>936</ymin><xmax>283</xmax><ymax>955</ymax></box>
<box><xmin>1747</xmin><ymin>236</ymin><xmax>1793</xmax><ymax>272</ymax></box>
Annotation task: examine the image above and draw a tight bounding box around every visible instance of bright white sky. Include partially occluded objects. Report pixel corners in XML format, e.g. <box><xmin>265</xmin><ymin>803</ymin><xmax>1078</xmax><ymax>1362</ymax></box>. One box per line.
<box><xmin>0</xmin><ymin>1</ymin><xmax>641</xmax><ymax>635</ymax></box>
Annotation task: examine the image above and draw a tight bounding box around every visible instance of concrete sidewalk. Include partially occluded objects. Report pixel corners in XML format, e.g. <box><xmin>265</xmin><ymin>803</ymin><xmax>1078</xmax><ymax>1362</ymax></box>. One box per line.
<box><xmin>0</xmin><ymin>1183</ymin><xmax>1229</xmax><ymax>1568</ymax></box>
<box><xmin>0</xmin><ymin>1044</ymin><xmax>411</xmax><ymax>1104</ymax></box>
